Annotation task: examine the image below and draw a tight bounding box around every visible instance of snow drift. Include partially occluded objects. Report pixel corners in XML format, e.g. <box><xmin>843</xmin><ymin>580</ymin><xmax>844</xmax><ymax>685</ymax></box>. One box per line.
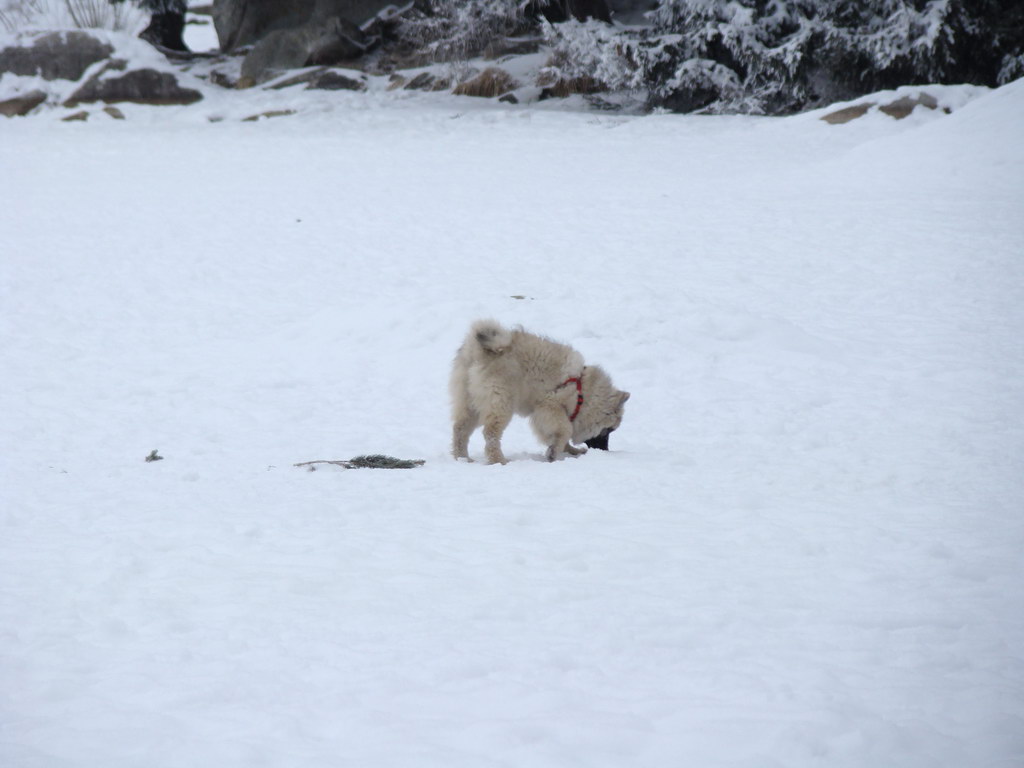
<box><xmin>1</xmin><ymin>73</ymin><xmax>1022</xmax><ymax>767</ymax></box>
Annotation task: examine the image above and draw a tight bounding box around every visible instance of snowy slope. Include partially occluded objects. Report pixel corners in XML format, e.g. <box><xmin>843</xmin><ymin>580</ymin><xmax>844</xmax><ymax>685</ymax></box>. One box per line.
<box><xmin>2</xmin><ymin>78</ymin><xmax>1023</xmax><ymax>767</ymax></box>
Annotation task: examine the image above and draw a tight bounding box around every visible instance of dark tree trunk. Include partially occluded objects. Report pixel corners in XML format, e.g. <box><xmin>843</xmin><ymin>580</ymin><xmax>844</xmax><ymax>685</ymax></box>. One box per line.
<box><xmin>140</xmin><ymin>10</ymin><xmax>188</xmax><ymax>51</ymax></box>
<box><xmin>112</xmin><ymin>0</ymin><xmax>189</xmax><ymax>51</ymax></box>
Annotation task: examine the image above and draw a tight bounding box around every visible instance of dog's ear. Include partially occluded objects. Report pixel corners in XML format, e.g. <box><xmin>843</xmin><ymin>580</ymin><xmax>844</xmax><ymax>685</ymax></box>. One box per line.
<box><xmin>619</xmin><ymin>391</ymin><xmax>631</xmax><ymax>406</ymax></box>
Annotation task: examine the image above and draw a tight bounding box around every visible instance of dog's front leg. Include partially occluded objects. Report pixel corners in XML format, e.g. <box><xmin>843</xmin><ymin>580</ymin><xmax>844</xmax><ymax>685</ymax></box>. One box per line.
<box><xmin>546</xmin><ymin>442</ymin><xmax>586</xmax><ymax>461</ymax></box>
<box><xmin>532</xmin><ymin>404</ymin><xmax>575</xmax><ymax>462</ymax></box>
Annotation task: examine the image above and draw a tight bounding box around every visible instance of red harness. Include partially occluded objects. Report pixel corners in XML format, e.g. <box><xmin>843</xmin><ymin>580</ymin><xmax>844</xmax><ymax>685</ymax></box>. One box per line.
<box><xmin>561</xmin><ymin>376</ymin><xmax>584</xmax><ymax>421</ymax></box>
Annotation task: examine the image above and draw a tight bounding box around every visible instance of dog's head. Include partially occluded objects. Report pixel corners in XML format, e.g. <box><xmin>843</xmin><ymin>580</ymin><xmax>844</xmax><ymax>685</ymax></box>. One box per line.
<box><xmin>573</xmin><ymin>366</ymin><xmax>629</xmax><ymax>451</ymax></box>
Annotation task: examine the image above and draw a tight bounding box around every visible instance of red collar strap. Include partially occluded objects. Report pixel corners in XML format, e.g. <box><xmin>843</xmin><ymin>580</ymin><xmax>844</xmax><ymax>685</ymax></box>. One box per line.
<box><xmin>561</xmin><ymin>376</ymin><xmax>584</xmax><ymax>421</ymax></box>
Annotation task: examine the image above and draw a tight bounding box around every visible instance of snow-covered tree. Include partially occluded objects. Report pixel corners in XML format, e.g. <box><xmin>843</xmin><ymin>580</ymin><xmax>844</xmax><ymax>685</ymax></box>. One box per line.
<box><xmin>112</xmin><ymin>0</ymin><xmax>186</xmax><ymax>51</ymax></box>
<box><xmin>393</xmin><ymin>0</ymin><xmax>613</xmax><ymax>63</ymax></box>
<box><xmin>0</xmin><ymin>0</ymin><xmax>146</xmax><ymax>32</ymax></box>
<box><xmin>546</xmin><ymin>0</ymin><xmax>1024</xmax><ymax>113</ymax></box>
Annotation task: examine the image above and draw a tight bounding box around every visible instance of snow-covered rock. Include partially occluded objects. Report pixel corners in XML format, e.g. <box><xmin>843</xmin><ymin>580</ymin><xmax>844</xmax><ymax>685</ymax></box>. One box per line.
<box><xmin>814</xmin><ymin>84</ymin><xmax>989</xmax><ymax>126</ymax></box>
<box><xmin>0</xmin><ymin>30</ymin><xmax>113</xmax><ymax>81</ymax></box>
<box><xmin>65</xmin><ymin>58</ymin><xmax>202</xmax><ymax>106</ymax></box>
<box><xmin>452</xmin><ymin>66</ymin><xmax>519</xmax><ymax>98</ymax></box>
<box><xmin>0</xmin><ymin>87</ymin><xmax>44</xmax><ymax>116</ymax></box>
<box><xmin>211</xmin><ymin>0</ymin><xmax>411</xmax><ymax>52</ymax></box>
<box><xmin>238</xmin><ymin>17</ymin><xmax>370</xmax><ymax>88</ymax></box>
<box><xmin>0</xmin><ymin>30</ymin><xmax>207</xmax><ymax>113</ymax></box>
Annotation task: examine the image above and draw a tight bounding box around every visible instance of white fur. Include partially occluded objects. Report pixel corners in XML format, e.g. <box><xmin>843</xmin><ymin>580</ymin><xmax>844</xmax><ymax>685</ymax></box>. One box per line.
<box><xmin>450</xmin><ymin>320</ymin><xmax>629</xmax><ymax>464</ymax></box>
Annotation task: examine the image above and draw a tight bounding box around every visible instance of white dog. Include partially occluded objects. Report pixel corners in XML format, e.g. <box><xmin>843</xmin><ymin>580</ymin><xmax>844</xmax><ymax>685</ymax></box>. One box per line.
<box><xmin>450</xmin><ymin>320</ymin><xmax>629</xmax><ymax>464</ymax></box>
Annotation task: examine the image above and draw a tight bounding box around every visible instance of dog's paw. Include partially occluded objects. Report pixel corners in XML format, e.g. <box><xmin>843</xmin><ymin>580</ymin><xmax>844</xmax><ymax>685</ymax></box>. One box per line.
<box><xmin>546</xmin><ymin>445</ymin><xmax>577</xmax><ymax>462</ymax></box>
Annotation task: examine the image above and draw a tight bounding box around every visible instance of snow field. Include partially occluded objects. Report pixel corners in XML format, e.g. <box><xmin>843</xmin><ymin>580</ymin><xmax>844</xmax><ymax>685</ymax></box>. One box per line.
<box><xmin>2</xmin><ymin>79</ymin><xmax>1024</xmax><ymax>767</ymax></box>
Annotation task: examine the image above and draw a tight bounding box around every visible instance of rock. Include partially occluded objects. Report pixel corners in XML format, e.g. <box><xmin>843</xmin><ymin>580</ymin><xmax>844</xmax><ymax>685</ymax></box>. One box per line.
<box><xmin>102</xmin><ymin>105</ymin><xmax>126</xmax><ymax>119</ymax></box>
<box><xmin>242</xmin><ymin>109</ymin><xmax>297</xmax><ymax>121</ymax></box>
<box><xmin>62</xmin><ymin>110</ymin><xmax>90</xmax><ymax>122</ymax></box>
<box><xmin>306</xmin><ymin>70</ymin><xmax>364</xmax><ymax>91</ymax></box>
<box><xmin>268</xmin><ymin>67</ymin><xmax>365</xmax><ymax>91</ymax></box>
<box><xmin>428</xmin><ymin>76</ymin><xmax>453</xmax><ymax>92</ymax></box>
<box><xmin>537</xmin><ymin>49</ymin><xmax>609</xmax><ymax>100</ymax></box>
<box><xmin>879</xmin><ymin>93</ymin><xmax>940</xmax><ymax>119</ymax></box>
<box><xmin>306</xmin><ymin>17</ymin><xmax>371</xmax><ymax>65</ymax></box>
<box><xmin>267</xmin><ymin>67</ymin><xmax>325</xmax><ymax>89</ymax></box>
<box><xmin>239</xmin><ymin>17</ymin><xmax>370</xmax><ymax>86</ymax></box>
<box><xmin>0</xmin><ymin>90</ymin><xmax>47</xmax><ymax>117</ymax></box>
<box><xmin>453</xmin><ymin>67</ymin><xmax>519</xmax><ymax>98</ymax></box>
<box><xmin>538</xmin><ymin>74</ymin><xmax>605</xmax><ymax>99</ymax></box>
<box><xmin>821</xmin><ymin>102</ymin><xmax>874</xmax><ymax>124</ymax></box>
<box><xmin>208</xmin><ymin>70</ymin><xmax>237</xmax><ymax>88</ymax></box>
<box><xmin>216</xmin><ymin>0</ymin><xmax>422</xmax><ymax>84</ymax></box>
<box><xmin>239</xmin><ymin>29</ymin><xmax>313</xmax><ymax>86</ymax></box>
<box><xmin>498</xmin><ymin>92</ymin><xmax>518</xmax><ymax>105</ymax></box>
<box><xmin>212</xmin><ymin>0</ymin><xmax>406</xmax><ymax>53</ymax></box>
<box><xmin>387</xmin><ymin>74</ymin><xmax>407</xmax><ymax>90</ymax></box>
<box><xmin>65</xmin><ymin>60</ymin><xmax>203</xmax><ymax>106</ymax></box>
<box><xmin>402</xmin><ymin>72</ymin><xmax>452</xmax><ymax>92</ymax></box>
<box><xmin>404</xmin><ymin>72</ymin><xmax>436</xmax><ymax>91</ymax></box>
<box><xmin>821</xmin><ymin>93</ymin><xmax>945</xmax><ymax>124</ymax></box>
<box><xmin>0</xmin><ymin>31</ymin><xmax>113</xmax><ymax>81</ymax></box>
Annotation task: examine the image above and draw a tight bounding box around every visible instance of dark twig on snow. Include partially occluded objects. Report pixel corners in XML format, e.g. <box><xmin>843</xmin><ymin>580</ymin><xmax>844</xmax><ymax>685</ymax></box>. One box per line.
<box><xmin>295</xmin><ymin>455</ymin><xmax>425</xmax><ymax>471</ymax></box>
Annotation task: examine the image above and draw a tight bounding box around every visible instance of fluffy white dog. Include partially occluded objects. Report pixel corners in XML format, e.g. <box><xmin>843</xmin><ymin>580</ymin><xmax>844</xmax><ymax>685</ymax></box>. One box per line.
<box><xmin>450</xmin><ymin>320</ymin><xmax>629</xmax><ymax>464</ymax></box>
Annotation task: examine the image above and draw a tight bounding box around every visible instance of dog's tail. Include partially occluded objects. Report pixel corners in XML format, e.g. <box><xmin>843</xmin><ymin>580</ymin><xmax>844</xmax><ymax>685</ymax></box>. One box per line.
<box><xmin>471</xmin><ymin>319</ymin><xmax>513</xmax><ymax>354</ymax></box>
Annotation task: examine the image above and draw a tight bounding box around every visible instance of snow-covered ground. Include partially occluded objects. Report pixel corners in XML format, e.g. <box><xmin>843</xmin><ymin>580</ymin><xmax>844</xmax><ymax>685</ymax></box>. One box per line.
<box><xmin>2</xmin><ymin>74</ymin><xmax>1023</xmax><ymax>767</ymax></box>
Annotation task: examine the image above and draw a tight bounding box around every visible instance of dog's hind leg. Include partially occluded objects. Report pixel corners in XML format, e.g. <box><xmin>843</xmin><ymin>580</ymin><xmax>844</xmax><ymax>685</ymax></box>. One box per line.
<box><xmin>450</xmin><ymin>357</ymin><xmax>479</xmax><ymax>460</ymax></box>
<box><xmin>452</xmin><ymin>407</ymin><xmax>479</xmax><ymax>460</ymax></box>
<box><xmin>482</xmin><ymin>408</ymin><xmax>512</xmax><ymax>465</ymax></box>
